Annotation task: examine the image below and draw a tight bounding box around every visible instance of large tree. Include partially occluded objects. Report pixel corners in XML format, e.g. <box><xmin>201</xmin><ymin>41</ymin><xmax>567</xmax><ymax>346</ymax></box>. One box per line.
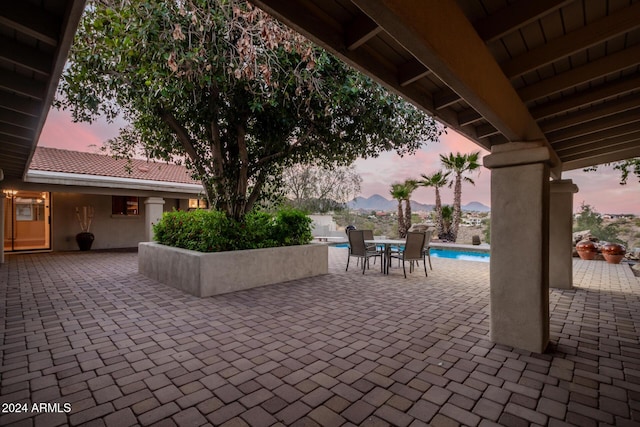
<box><xmin>57</xmin><ymin>0</ymin><xmax>442</xmax><ymax>220</ymax></box>
<box><xmin>440</xmin><ymin>151</ymin><xmax>480</xmax><ymax>242</ymax></box>
<box><xmin>419</xmin><ymin>170</ymin><xmax>449</xmax><ymax>239</ymax></box>
<box><xmin>283</xmin><ymin>164</ymin><xmax>362</xmax><ymax>213</ymax></box>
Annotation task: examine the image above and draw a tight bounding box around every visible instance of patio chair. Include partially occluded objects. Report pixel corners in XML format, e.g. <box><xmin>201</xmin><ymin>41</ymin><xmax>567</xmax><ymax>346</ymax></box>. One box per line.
<box><xmin>389</xmin><ymin>231</ymin><xmax>427</xmax><ymax>278</ymax></box>
<box><xmin>423</xmin><ymin>229</ymin><xmax>434</xmax><ymax>271</ymax></box>
<box><xmin>346</xmin><ymin>230</ymin><xmax>383</xmax><ymax>274</ymax></box>
<box><xmin>362</xmin><ymin>229</ymin><xmax>382</xmax><ymax>263</ymax></box>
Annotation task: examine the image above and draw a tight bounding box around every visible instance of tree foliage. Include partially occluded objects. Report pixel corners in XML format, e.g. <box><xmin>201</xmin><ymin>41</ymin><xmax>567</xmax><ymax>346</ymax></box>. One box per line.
<box><xmin>573</xmin><ymin>202</ymin><xmax>623</xmax><ymax>244</ymax></box>
<box><xmin>419</xmin><ymin>170</ymin><xmax>449</xmax><ymax>239</ymax></box>
<box><xmin>389</xmin><ymin>180</ymin><xmax>417</xmax><ymax>238</ymax></box>
<box><xmin>57</xmin><ymin>0</ymin><xmax>442</xmax><ymax>219</ymax></box>
<box><xmin>584</xmin><ymin>158</ymin><xmax>640</xmax><ymax>185</ymax></box>
<box><xmin>282</xmin><ymin>164</ymin><xmax>362</xmax><ymax>213</ymax></box>
<box><xmin>440</xmin><ymin>151</ymin><xmax>480</xmax><ymax>242</ymax></box>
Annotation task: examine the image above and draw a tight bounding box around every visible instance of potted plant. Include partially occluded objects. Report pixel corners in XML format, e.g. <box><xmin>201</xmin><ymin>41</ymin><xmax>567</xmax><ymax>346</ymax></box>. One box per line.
<box><xmin>600</xmin><ymin>242</ymin><xmax>626</xmax><ymax>264</ymax></box>
<box><xmin>576</xmin><ymin>239</ymin><xmax>598</xmax><ymax>260</ymax></box>
<box><xmin>75</xmin><ymin>206</ymin><xmax>95</xmax><ymax>251</ymax></box>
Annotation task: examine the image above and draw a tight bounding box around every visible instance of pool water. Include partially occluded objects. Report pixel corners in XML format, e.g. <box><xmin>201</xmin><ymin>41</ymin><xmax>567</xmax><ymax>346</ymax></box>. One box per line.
<box><xmin>429</xmin><ymin>248</ymin><xmax>490</xmax><ymax>263</ymax></box>
<box><xmin>333</xmin><ymin>243</ymin><xmax>490</xmax><ymax>263</ymax></box>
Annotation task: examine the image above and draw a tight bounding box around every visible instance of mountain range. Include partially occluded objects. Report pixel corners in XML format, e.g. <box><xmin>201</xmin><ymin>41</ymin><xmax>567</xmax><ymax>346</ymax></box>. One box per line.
<box><xmin>348</xmin><ymin>194</ymin><xmax>490</xmax><ymax>212</ymax></box>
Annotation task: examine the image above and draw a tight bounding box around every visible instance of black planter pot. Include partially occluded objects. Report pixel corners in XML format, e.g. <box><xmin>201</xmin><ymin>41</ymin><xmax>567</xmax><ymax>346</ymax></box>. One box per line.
<box><xmin>76</xmin><ymin>232</ymin><xmax>95</xmax><ymax>251</ymax></box>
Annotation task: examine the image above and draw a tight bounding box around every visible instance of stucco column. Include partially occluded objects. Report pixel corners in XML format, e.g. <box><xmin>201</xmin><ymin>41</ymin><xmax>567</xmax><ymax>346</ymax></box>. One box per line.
<box><xmin>0</xmin><ymin>193</ymin><xmax>5</xmax><ymax>264</ymax></box>
<box><xmin>483</xmin><ymin>142</ymin><xmax>552</xmax><ymax>353</ymax></box>
<box><xmin>549</xmin><ymin>180</ymin><xmax>579</xmax><ymax>290</ymax></box>
<box><xmin>144</xmin><ymin>197</ymin><xmax>165</xmax><ymax>242</ymax></box>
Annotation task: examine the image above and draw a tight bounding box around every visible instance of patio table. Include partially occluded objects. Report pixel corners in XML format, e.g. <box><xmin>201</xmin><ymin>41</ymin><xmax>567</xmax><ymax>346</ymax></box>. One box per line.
<box><xmin>365</xmin><ymin>238</ymin><xmax>405</xmax><ymax>274</ymax></box>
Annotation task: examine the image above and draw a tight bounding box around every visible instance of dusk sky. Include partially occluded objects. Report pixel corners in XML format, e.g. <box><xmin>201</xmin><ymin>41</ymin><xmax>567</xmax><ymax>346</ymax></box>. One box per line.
<box><xmin>39</xmin><ymin>108</ymin><xmax>639</xmax><ymax>214</ymax></box>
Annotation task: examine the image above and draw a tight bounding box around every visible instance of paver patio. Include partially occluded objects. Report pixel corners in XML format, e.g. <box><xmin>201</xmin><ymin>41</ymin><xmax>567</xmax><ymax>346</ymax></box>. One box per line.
<box><xmin>1</xmin><ymin>247</ymin><xmax>638</xmax><ymax>426</ymax></box>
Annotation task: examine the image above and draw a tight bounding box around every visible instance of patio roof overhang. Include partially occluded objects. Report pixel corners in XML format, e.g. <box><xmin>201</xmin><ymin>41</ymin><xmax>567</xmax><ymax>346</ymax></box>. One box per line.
<box><xmin>2</xmin><ymin>1</ymin><xmax>638</xmax><ymax>183</ymax></box>
<box><xmin>251</xmin><ymin>0</ymin><xmax>640</xmax><ymax>178</ymax></box>
<box><xmin>0</xmin><ymin>0</ymin><xmax>86</xmax><ymax>182</ymax></box>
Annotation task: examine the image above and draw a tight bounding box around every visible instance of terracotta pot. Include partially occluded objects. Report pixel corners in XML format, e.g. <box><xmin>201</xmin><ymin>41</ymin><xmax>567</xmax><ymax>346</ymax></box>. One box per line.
<box><xmin>576</xmin><ymin>239</ymin><xmax>597</xmax><ymax>260</ymax></box>
<box><xmin>601</xmin><ymin>243</ymin><xmax>625</xmax><ymax>264</ymax></box>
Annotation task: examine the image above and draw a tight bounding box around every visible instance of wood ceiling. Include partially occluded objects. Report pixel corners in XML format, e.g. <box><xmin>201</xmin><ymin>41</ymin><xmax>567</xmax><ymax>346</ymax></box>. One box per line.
<box><xmin>252</xmin><ymin>0</ymin><xmax>640</xmax><ymax>177</ymax></box>
<box><xmin>0</xmin><ymin>0</ymin><xmax>86</xmax><ymax>181</ymax></box>
<box><xmin>1</xmin><ymin>0</ymin><xmax>638</xmax><ymax>182</ymax></box>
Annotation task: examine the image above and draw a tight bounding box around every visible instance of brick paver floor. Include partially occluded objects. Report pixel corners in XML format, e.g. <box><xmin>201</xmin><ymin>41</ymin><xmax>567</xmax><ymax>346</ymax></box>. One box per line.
<box><xmin>1</xmin><ymin>248</ymin><xmax>639</xmax><ymax>426</ymax></box>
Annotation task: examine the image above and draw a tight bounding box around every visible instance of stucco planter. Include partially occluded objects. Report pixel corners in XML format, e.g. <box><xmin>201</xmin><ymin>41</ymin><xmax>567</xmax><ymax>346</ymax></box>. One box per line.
<box><xmin>138</xmin><ymin>242</ymin><xmax>328</xmax><ymax>297</ymax></box>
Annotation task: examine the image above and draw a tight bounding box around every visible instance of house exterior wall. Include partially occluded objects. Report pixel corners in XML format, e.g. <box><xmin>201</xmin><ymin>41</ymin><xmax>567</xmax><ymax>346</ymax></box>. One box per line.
<box><xmin>52</xmin><ymin>193</ymin><xmax>184</xmax><ymax>251</ymax></box>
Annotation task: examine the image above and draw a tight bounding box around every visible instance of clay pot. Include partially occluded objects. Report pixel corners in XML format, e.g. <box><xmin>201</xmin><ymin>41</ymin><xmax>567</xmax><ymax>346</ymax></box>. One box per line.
<box><xmin>576</xmin><ymin>239</ymin><xmax>597</xmax><ymax>260</ymax></box>
<box><xmin>601</xmin><ymin>243</ymin><xmax>626</xmax><ymax>264</ymax></box>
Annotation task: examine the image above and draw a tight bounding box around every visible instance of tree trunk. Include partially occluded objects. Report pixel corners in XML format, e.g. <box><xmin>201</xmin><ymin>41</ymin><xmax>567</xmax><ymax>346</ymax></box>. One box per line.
<box><xmin>397</xmin><ymin>201</ymin><xmax>406</xmax><ymax>238</ymax></box>
<box><xmin>451</xmin><ymin>173</ymin><xmax>462</xmax><ymax>242</ymax></box>
<box><xmin>404</xmin><ymin>199</ymin><xmax>412</xmax><ymax>233</ymax></box>
<box><xmin>435</xmin><ymin>187</ymin><xmax>444</xmax><ymax>238</ymax></box>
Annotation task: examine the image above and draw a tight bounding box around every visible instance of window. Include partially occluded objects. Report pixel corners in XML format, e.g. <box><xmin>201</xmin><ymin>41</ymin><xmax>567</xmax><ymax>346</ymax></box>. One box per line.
<box><xmin>112</xmin><ymin>196</ymin><xmax>139</xmax><ymax>215</ymax></box>
<box><xmin>188</xmin><ymin>198</ymin><xmax>208</xmax><ymax>210</ymax></box>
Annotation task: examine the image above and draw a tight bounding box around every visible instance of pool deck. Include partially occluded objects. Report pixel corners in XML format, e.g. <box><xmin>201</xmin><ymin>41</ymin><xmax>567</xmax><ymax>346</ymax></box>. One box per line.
<box><xmin>1</xmin><ymin>248</ymin><xmax>639</xmax><ymax>426</ymax></box>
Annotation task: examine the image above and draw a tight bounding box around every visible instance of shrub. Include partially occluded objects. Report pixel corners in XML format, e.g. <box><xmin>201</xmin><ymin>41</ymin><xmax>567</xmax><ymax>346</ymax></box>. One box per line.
<box><xmin>153</xmin><ymin>208</ymin><xmax>312</xmax><ymax>252</ymax></box>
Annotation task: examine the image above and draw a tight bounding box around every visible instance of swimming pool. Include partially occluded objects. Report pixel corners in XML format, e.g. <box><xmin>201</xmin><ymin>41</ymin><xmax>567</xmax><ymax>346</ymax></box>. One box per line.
<box><xmin>429</xmin><ymin>247</ymin><xmax>490</xmax><ymax>263</ymax></box>
<box><xmin>332</xmin><ymin>243</ymin><xmax>490</xmax><ymax>262</ymax></box>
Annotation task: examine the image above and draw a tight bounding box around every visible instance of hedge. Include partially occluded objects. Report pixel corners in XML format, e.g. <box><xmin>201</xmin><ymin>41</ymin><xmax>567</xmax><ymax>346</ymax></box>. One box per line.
<box><xmin>152</xmin><ymin>208</ymin><xmax>313</xmax><ymax>252</ymax></box>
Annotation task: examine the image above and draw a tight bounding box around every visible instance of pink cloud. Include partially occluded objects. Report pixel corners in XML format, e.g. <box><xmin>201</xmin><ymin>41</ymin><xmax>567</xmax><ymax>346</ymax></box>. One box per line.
<box><xmin>355</xmin><ymin>129</ymin><xmax>639</xmax><ymax>214</ymax></box>
<box><xmin>39</xmin><ymin>108</ymin><xmax>639</xmax><ymax>214</ymax></box>
<box><xmin>39</xmin><ymin>108</ymin><xmax>125</xmax><ymax>153</ymax></box>
<box><xmin>354</xmin><ymin>128</ymin><xmax>491</xmax><ymax>206</ymax></box>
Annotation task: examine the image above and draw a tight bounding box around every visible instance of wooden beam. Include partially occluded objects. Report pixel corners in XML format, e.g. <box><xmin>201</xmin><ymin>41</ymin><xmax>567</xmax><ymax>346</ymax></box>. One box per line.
<box><xmin>475</xmin><ymin>123</ymin><xmax>500</xmax><ymax>139</ymax></box>
<box><xmin>350</xmin><ymin>0</ymin><xmax>559</xmax><ymax>172</ymax></box>
<box><xmin>0</xmin><ymin>35</ymin><xmax>52</xmax><ymax>76</ymax></box>
<box><xmin>0</xmin><ymin>122</ymin><xmax>35</xmax><ymax>140</ymax></box>
<box><xmin>562</xmin><ymin>146</ymin><xmax>640</xmax><ymax>171</ymax></box>
<box><xmin>0</xmin><ymin>69</ymin><xmax>46</xmax><ymax>100</ymax></box>
<box><xmin>562</xmin><ymin>141</ymin><xmax>640</xmax><ymax>163</ymax></box>
<box><xmin>473</xmin><ymin>0</ymin><xmax>573</xmax><ymax>43</ymax></box>
<box><xmin>458</xmin><ymin>108</ymin><xmax>483</xmax><ymax>126</ymax></box>
<box><xmin>0</xmin><ymin>92</ymin><xmax>42</xmax><ymax>117</ymax></box>
<box><xmin>551</xmin><ymin>122</ymin><xmax>640</xmax><ymax>151</ymax></box>
<box><xmin>519</xmin><ymin>44</ymin><xmax>640</xmax><ymax>103</ymax></box>
<box><xmin>397</xmin><ymin>59</ymin><xmax>430</xmax><ymax>87</ymax></box>
<box><xmin>502</xmin><ymin>3</ymin><xmax>640</xmax><ymax>79</ymax></box>
<box><xmin>346</xmin><ymin>13</ymin><xmax>382</xmax><ymax>51</ymax></box>
<box><xmin>433</xmin><ymin>88</ymin><xmax>460</xmax><ymax>110</ymax></box>
<box><xmin>0</xmin><ymin>2</ymin><xmax>60</xmax><ymax>46</ymax></box>
<box><xmin>547</xmin><ymin>108</ymin><xmax>640</xmax><ymax>143</ymax></box>
<box><xmin>557</xmin><ymin>132</ymin><xmax>640</xmax><ymax>157</ymax></box>
<box><xmin>539</xmin><ymin>94</ymin><xmax>640</xmax><ymax>133</ymax></box>
<box><xmin>0</xmin><ymin>107</ymin><xmax>38</xmax><ymax>129</ymax></box>
<box><xmin>0</xmin><ymin>134</ymin><xmax>35</xmax><ymax>149</ymax></box>
<box><xmin>530</xmin><ymin>74</ymin><xmax>640</xmax><ymax>120</ymax></box>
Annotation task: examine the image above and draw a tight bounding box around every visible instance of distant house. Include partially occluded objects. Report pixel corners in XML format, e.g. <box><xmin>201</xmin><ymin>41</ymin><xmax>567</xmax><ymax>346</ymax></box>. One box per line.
<box><xmin>2</xmin><ymin>147</ymin><xmax>204</xmax><ymax>254</ymax></box>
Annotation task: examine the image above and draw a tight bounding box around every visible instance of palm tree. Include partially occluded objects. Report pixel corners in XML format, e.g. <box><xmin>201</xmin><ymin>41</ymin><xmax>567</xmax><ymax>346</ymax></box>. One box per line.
<box><xmin>419</xmin><ymin>170</ymin><xmax>450</xmax><ymax>239</ymax></box>
<box><xmin>440</xmin><ymin>151</ymin><xmax>481</xmax><ymax>242</ymax></box>
<box><xmin>403</xmin><ymin>180</ymin><xmax>418</xmax><ymax>234</ymax></box>
<box><xmin>390</xmin><ymin>183</ymin><xmax>409</xmax><ymax>238</ymax></box>
<box><xmin>440</xmin><ymin>205</ymin><xmax>454</xmax><ymax>241</ymax></box>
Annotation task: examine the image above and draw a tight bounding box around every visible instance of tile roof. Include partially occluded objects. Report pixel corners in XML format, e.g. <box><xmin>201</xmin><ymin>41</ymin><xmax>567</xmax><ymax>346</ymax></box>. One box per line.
<box><xmin>30</xmin><ymin>147</ymin><xmax>200</xmax><ymax>185</ymax></box>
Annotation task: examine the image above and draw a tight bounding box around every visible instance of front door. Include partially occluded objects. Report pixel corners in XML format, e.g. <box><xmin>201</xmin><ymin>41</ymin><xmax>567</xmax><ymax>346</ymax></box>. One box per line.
<box><xmin>3</xmin><ymin>191</ymin><xmax>51</xmax><ymax>252</ymax></box>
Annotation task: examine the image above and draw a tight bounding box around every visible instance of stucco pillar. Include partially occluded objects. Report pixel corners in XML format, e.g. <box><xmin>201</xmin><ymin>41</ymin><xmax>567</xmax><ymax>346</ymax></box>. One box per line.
<box><xmin>0</xmin><ymin>193</ymin><xmax>5</xmax><ymax>264</ymax></box>
<box><xmin>483</xmin><ymin>142</ymin><xmax>552</xmax><ymax>353</ymax></box>
<box><xmin>549</xmin><ymin>180</ymin><xmax>579</xmax><ymax>290</ymax></box>
<box><xmin>144</xmin><ymin>197</ymin><xmax>165</xmax><ymax>242</ymax></box>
